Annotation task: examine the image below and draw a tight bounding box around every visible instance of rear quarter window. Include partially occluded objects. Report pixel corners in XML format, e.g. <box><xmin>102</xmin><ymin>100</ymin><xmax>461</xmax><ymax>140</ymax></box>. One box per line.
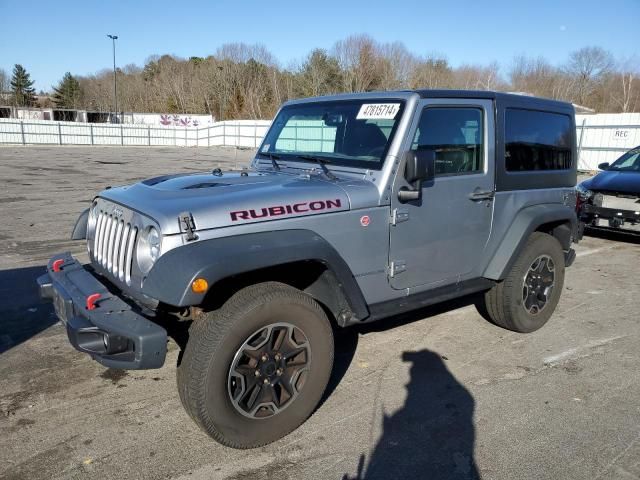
<box><xmin>505</xmin><ymin>109</ymin><xmax>572</xmax><ymax>172</ymax></box>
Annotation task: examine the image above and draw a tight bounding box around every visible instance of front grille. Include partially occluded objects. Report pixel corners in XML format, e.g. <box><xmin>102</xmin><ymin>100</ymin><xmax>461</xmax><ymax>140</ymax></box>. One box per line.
<box><xmin>93</xmin><ymin>211</ymin><xmax>138</xmax><ymax>285</ymax></box>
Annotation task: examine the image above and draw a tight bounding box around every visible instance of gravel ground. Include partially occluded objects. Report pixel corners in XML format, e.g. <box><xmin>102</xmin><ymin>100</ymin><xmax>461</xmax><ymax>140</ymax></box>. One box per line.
<box><xmin>0</xmin><ymin>146</ymin><xmax>639</xmax><ymax>480</ymax></box>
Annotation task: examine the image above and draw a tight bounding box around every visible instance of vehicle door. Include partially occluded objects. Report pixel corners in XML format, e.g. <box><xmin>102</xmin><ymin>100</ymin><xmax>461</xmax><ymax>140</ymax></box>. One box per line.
<box><xmin>389</xmin><ymin>99</ymin><xmax>495</xmax><ymax>290</ymax></box>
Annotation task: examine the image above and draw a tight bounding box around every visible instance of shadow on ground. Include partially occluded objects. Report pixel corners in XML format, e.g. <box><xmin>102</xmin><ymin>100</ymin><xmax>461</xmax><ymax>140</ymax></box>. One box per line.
<box><xmin>343</xmin><ymin>347</ymin><xmax>478</xmax><ymax>480</ymax></box>
<box><xmin>335</xmin><ymin>296</ymin><xmax>480</xmax><ymax>480</ymax></box>
<box><xmin>0</xmin><ymin>265</ymin><xmax>56</xmax><ymax>354</ymax></box>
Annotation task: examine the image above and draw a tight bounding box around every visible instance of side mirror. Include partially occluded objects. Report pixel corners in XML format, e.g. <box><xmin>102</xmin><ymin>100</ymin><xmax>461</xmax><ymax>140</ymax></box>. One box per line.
<box><xmin>398</xmin><ymin>150</ymin><xmax>435</xmax><ymax>202</ymax></box>
<box><xmin>598</xmin><ymin>162</ymin><xmax>610</xmax><ymax>171</ymax></box>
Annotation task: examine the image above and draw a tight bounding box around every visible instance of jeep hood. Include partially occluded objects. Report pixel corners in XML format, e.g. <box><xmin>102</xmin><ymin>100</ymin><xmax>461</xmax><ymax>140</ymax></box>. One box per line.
<box><xmin>98</xmin><ymin>170</ymin><xmax>379</xmax><ymax>234</ymax></box>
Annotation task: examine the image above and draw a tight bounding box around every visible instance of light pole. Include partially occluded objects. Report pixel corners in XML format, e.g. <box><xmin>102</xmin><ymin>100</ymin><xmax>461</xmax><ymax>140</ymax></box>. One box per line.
<box><xmin>107</xmin><ymin>34</ymin><xmax>118</xmax><ymax>122</ymax></box>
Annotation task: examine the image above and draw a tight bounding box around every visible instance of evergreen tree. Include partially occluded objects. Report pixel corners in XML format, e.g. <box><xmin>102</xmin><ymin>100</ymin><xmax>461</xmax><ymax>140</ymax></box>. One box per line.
<box><xmin>52</xmin><ymin>72</ymin><xmax>82</xmax><ymax>108</ymax></box>
<box><xmin>299</xmin><ymin>49</ymin><xmax>342</xmax><ymax>97</ymax></box>
<box><xmin>10</xmin><ymin>64</ymin><xmax>37</xmax><ymax>106</ymax></box>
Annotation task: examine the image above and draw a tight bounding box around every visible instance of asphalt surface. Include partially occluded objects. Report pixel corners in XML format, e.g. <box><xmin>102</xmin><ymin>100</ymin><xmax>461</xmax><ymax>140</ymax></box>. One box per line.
<box><xmin>1</xmin><ymin>146</ymin><xmax>639</xmax><ymax>480</ymax></box>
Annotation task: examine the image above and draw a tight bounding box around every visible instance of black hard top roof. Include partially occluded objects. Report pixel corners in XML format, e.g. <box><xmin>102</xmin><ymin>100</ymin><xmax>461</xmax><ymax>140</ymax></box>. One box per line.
<box><xmin>413</xmin><ymin>89</ymin><xmax>573</xmax><ymax>111</ymax></box>
<box><xmin>414</xmin><ymin>89</ymin><xmax>509</xmax><ymax>99</ymax></box>
<box><xmin>286</xmin><ymin>89</ymin><xmax>574</xmax><ymax>113</ymax></box>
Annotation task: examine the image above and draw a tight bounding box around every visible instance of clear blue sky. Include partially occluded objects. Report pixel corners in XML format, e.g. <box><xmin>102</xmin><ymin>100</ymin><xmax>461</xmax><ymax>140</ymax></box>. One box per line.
<box><xmin>1</xmin><ymin>0</ymin><xmax>638</xmax><ymax>91</ymax></box>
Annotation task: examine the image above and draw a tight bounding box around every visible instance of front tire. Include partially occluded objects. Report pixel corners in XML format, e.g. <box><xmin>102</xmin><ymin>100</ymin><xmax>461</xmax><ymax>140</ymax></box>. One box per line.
<box><xmin>177</xmin><ymin>282</ymin><xmax>334</xmax><ymax>448</ymax></box>
<box><xmin>477</xmin><ymin>232</ymin><xmax>565</xmax><ymax>333</ymax></box>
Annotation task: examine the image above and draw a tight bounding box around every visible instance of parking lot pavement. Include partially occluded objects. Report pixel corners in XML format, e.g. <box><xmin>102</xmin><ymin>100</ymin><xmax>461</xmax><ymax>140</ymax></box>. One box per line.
<box><xmin>1</xmin><ymin>146</ymin><xmax>639</xmax><ymax>480</ymax></box>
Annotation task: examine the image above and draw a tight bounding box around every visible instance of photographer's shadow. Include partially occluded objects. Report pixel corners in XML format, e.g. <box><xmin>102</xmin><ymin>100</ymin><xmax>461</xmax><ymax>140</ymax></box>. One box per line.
<box><xmin>345</xmin><ymin>349</ymin><xmax>479</xmax><ymax>480</ymax></box>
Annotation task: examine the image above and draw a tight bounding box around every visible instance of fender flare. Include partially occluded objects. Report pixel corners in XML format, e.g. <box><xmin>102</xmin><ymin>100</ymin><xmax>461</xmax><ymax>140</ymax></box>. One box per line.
<box><xmin>483</xmin><ymin>204</ymin><xmax>577</xmax><ymax>280</ymax></box>
<box><xmin>142</xmin><ymin>229</ymin><xmax>370</xmax><ymax>320</ymax></box>
<box><xmin>71</xmin><ymin>208</ymin><xmax>89</xmax><ymax>240</ymax></box>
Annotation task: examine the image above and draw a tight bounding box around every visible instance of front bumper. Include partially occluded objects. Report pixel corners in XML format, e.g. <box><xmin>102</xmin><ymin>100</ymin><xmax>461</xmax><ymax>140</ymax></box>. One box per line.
<box><xmin>38</xmin><ymin>253</ymin><xmax>167</xmax><ymax>369</ymax></box>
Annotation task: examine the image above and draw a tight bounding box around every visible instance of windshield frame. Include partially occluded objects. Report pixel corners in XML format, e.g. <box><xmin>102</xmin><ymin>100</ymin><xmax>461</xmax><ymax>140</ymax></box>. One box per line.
<box><xmin>257</xmin><ymin>98</ymin><xmax>407</xmax><ymax>171</ymax></box>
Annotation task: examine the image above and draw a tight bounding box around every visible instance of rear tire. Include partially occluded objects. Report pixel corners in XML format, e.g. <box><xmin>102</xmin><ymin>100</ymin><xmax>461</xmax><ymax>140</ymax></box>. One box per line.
<box><xmin>177</xmin><ymin>282</ymin><xmax>334</xmax><ymax>448</ymax></box>
<box><xmin>477</xmin><ymin>232</ymin><xmax>565</xmax><ymax>333</ymax></box>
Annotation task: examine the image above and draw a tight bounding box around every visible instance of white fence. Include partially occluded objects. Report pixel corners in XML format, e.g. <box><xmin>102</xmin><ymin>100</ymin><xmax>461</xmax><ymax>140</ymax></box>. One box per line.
<box><xmin>0</xmin><ymin>118</ymin><xmax>271</xmax><ymax>148</ymax></box>
<box><xmin>2</xmin><ymin>114</ymin><xmax>639</xmax><ymax>171</ymax></box>
<box><xmin>576</xmin><ymin>113</ymin><xmax>640</xmax><ymax>170</ymax></box>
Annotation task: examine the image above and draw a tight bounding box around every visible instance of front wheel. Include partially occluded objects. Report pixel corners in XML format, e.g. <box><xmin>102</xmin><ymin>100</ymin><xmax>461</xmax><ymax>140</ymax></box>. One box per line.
<box><xmin>477</xmin><ymin>232</ymin><xmax>565</xmax><ymax>333</ymax></box>
<box><xmin>177</xmin><ymin>282</ymin><xmax>334</xmax><ymax>448</ymax></box>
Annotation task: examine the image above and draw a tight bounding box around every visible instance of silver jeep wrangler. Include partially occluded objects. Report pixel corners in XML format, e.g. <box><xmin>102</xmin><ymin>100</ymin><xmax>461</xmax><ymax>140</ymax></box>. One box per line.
<box><xmin>39</xmin><ymin>90</ymin><xmax>580</xmax><ymax>448</ymax></box>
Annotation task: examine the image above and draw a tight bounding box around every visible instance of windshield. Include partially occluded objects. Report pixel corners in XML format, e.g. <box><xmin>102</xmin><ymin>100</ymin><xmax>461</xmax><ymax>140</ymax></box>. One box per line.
<box><xmin>609</xmin><ymin>147</ymin><xmax>640</xmax><ymax>172</ymax></box>
<box><xmin>258</xmin><ymin>99</ymin><xmax>405</xmax><ymax>170</ymax></box>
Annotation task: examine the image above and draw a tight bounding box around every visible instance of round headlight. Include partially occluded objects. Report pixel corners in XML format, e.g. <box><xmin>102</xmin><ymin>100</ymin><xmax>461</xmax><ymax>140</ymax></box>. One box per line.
<box><xmin>147</xmin><ymin>227</ymin><xmax>161</xmax><ymax>262</ymax></box>
<box><xmin>137</xmin><ymin>226</ymin><xmax>162</xmax><ymax>275</ymax></box>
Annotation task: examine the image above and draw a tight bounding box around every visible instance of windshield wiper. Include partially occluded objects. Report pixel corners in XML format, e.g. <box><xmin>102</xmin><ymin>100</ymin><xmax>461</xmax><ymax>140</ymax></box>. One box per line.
<box><xmin>259</xmin><ymin>152</ymin><xmax>281</xmax><ymax>171</ymax></box>
<box><xmin>296</xmin><ymin>155</ymin><xmax>337</xmax><ymax>181</ymax></box>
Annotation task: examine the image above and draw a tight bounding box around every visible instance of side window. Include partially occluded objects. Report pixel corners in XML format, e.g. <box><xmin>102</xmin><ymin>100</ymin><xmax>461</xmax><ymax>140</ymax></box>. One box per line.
<box><xmin>505</xmin><ymin>109</ymin><xmax>572</xmax><ymax>171</ymax></box>
<box><xmin>412</xmin><ymin>107</ymin><xmax>484</xmax><ymax>176</ymax></box>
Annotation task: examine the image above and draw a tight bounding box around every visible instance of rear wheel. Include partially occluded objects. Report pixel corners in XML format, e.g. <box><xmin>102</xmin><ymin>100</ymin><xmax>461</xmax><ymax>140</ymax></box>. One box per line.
<box><xmin>177</xmin><ymin>282</ymin><xmax>333</xmax><ymax>448</ymax></box>
<box><xmin>477</xmin><ymin>232</ymin><xmax>565</xmax><ymax>333</ymax></box>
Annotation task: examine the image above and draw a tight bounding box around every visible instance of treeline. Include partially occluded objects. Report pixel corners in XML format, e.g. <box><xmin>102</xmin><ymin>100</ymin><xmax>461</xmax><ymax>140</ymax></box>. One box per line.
<box><xmin>3</xmin><ymin>35</ymin><xmax>639</xmax><ymax>118</ymax></box>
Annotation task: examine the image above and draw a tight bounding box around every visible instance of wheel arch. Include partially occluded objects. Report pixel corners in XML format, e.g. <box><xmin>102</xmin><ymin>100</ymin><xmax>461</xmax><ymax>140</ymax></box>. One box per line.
<box><xmin>142</xmin><ymin>230</ymin><xmax>370</xmax><ymax>324</ymax></box>
<box><xmin>483</xmin><ymin>204</ymin><xmax>577</xmax><ymax>280</ymax></box>
<box><xmin>71</xmin><ymin>208</ymin><xmax>89</xmax><ymax>240</ymax></box>
<box><xmin>199</xmin><ymin>261</ymin><xmax>357</xmax><ymax>326</ymax></box>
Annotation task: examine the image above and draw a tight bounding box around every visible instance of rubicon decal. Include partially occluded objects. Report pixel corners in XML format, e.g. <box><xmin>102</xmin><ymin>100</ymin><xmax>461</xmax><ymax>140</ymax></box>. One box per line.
<box><xmin>230</xmin><ymin>199</ymin><xmax>342</xmax><ymax>221</ymax></box>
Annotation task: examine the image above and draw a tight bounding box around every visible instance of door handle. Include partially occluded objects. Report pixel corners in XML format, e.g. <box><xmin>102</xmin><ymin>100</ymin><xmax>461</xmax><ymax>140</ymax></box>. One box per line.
<box><xmin>468</xmin><ymin>189</ymin><xmax>495</xmax><ymax>201</ymax></box>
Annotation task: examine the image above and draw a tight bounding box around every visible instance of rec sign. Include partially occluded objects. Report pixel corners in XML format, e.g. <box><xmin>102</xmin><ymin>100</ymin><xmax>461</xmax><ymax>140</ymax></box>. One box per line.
<box><xmin>612</xmin><ymin>129</ymin><xmax>630</xmax><ymax>141</ymax></box>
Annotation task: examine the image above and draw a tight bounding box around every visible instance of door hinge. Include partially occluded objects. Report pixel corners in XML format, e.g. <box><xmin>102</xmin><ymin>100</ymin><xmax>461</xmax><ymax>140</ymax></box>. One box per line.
<box><xmin>389</xmin><ymin>260</ymin><xmax>406</xmax><ymax>277</ymax></box>
<box><xmin>391</xmin><ymin>208</ymin><xmax>409</xmax><ymax>225</ymax></box>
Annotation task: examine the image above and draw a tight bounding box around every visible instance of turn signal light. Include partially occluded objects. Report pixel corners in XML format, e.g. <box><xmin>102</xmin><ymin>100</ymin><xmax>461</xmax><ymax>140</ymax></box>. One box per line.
<box><xmin>191</xmin><ymin>278</ymin><xmax>208</xmax><ymax>294</ymax></box>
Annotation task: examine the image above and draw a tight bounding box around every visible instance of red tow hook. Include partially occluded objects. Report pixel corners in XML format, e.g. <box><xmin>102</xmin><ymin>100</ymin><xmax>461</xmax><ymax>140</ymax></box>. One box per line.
<box><xmin>86</xmin><ymin>293</ymin><xmax>102</xmax><ymax>311</ymax></box>
<box><xmin>52</xmin><ymin>259</ymin><xmax>64</xmax><ymax>272</ymax></box>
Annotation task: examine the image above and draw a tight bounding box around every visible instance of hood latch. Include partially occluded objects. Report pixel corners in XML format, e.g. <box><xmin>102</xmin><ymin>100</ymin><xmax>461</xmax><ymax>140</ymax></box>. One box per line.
<box><xmin>179</xmin><ymin>212</ymin><xmax>198</xmax><ymax>242</ymax></box>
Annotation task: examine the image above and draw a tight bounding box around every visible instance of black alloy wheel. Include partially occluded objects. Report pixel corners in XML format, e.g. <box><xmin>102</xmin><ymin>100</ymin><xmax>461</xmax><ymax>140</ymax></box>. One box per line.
<box><xmin>228</xmin><ymin>322</ymin><xmax>311</xmax><ymax>419</ymax></box>
<box><xmin>176</xmin><ymin>282</ymin><xmax>334</xmax><ymax>448</ymax></box>
<box><xmin>522</xmin><ymin>255</ymin><xmax>555</xmax><ymax>315</ymax></box>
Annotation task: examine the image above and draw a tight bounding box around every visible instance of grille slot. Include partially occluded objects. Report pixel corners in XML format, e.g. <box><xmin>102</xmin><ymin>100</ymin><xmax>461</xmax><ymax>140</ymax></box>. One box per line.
<box><xmin>117</xmin><ymin>223</ymin><xmax>130</xmax><ymax>281</ymax></box>
<box><xmin>92</xmin><ymin>210</ymin><xmax>138</xmax><ymax>285</ymax></box>
<box><xmin>111</xmin><ymin>220</ymin><xmax>123</xmax><ymax>276</ymax></box>
<box><xmin>125</xmin><ymin>226</ymin><xmax>138</xmax><ymax>285</ymax></box>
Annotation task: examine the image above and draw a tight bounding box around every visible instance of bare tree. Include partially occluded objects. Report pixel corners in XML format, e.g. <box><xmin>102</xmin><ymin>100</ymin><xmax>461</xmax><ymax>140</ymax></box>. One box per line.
<box><xmin>451</xmin><ymin>62</ymin><xmax>505</xmax><ymax>91</ymax></box>
<box><xmin>333</xmin><ymin>34</ymin><xmax>384</xmax><ymax>92</ymax></box>
<box><xmin>0</xmin><ymin>68</ymin><xmax>8</xmax><ymax>93</ymax></box>
<box><xmin>55</xmin><ymin>38</ymin><xmax>640</xmax><ymax>118</ymax></box>
<box><xmin>510</xmin><ymin>56</ymin><xmax>553</xmax><ymax>95</ymax></box>
<box><xmin>566</xmin><ymin>46</ymin><xmax>614</xmax><ymax>106</ymax></box>
<box><xmin>0</xmin><ymin>68</ymin><xmax>9</xmax><ymax>105</ymax></box>
<box><xmin>377</xmin><ymin>42</ymin><xmax>415</xmax><ymax>89</ymax></box>
<box><xmin>409</xmin><ymin>55</ymin><xmax>452</xmax><ymax>89</ymax></box>
<box><xmin>607</xmin><ymin>57</ymin><xmax>639</xmax><ymax>113</ymax></box>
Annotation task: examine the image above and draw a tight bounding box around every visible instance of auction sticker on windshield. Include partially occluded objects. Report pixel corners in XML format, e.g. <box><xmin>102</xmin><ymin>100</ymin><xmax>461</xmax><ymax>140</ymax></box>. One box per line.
<box><xmin>356</xmin><ymin>103</ymin><xmax>400</xmax><ymax>120</ymax></box>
